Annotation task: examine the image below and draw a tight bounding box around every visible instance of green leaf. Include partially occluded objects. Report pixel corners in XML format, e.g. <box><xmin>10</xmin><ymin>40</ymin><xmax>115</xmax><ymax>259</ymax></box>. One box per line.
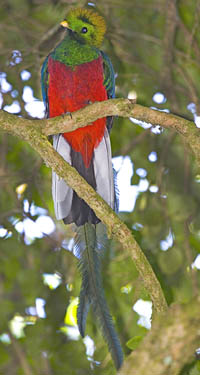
<box><xmin>126</xmin><ymin>335</ymin><xmax>143</xmax><ymax>350</ymax></box>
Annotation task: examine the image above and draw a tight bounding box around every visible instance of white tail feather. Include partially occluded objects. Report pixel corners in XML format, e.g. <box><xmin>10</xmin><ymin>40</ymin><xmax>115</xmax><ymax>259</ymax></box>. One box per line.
<box><xmin>52</xmin><ymin>129</ymin><xmax>115</xmax><ymax>221</ymax></box>
<box><xmin>93</xmin><ymin>128</ymin><xmax>115</xmax><ymax>210</ymax></box>
<box><xmin>52</xmin><ymin>134</ymin><xmax>73</xmax><ymax>220</ymax></box>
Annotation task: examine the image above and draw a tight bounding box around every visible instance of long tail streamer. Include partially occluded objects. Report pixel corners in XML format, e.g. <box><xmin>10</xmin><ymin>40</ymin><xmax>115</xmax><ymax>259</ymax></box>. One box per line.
<box><xmin>75</xmin><ymin>223</ymin><xmax>123</xmax><ymax>370</ymax></box>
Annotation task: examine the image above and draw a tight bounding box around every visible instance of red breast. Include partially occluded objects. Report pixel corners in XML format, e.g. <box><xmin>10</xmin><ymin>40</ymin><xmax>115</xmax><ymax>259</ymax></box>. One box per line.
<box><xmin>48</xmin><ymin>55</ymin><xmax>108</xmax><ymax>167</ymax></box>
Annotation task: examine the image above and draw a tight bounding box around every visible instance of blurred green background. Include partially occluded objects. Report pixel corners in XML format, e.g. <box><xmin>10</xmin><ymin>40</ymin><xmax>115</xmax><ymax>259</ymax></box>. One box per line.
<box><xmin>0</xmin><ymin>0</ymin><xmax>200</xmax><ymax>373</ymax></box>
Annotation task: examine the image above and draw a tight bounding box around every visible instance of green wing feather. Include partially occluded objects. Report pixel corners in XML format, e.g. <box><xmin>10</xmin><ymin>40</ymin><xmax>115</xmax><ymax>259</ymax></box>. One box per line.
<box><xmin>41</xmin><ymin>56</ymin><xmax>49</xmax><ymax>117</ymax></box>
<box><xmin>101</xmin><ymin>50</ymin><xmax>115</xmax><ymax>132</ymax></box>
<box><xmin>76</xmin><ymin>223</ymin><xmax>123</xmax><ymax>370</ymax></box>
<box><xmin>101</xmin><ymin>50</ymin><xmax>115</xmax><ymax>99</ymax></box>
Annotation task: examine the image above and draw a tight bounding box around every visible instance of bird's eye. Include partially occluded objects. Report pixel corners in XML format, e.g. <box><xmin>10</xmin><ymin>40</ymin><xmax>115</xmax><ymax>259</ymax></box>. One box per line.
<box><xmin>81</xmin><ymin>27</ymin><xmax>88</xmax><ymax>33</ymax></box>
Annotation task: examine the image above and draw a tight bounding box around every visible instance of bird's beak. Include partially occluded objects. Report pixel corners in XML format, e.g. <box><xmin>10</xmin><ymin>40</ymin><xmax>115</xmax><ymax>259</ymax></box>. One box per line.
<box><xmin>60</xmin><ymin>20</ymin><xmax>70</xmax><ymax>29</ymax></box>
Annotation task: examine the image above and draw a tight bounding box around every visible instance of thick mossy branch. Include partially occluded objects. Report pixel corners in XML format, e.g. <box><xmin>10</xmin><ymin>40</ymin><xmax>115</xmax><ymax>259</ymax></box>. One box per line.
<box><xmin>0</xmin><ymin>102</ymin><xmax>168</xmax><ymax>314</ymax></box>
<box><xmin>0</xmin><ymin>98</ymin><xmax>199</xmax><ymax>168</ymax></box>
<box><xmin>0</xmin><ymin>97</ymin><xmax>198</xmax><ymax>313</ymax></box>
<box><xmin>119</xmin><ymin>298</ymin><xmax>200</xmax><ymax>375</ymax></box>
<box><xmin>0</xmin><ymin>98</ymin><xmax>198</xmax><ymax>313</ymax></box>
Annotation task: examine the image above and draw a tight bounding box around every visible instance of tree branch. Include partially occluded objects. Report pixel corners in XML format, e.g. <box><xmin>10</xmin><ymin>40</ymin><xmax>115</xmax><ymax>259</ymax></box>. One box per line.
<box><xmin>119</xmin><ymin>298</ymin><xmax>200</xmax><ymax>375</ymax></box>
<box><xmin>0</xmin><ymin>97</ymin><xmax>199</xmax><ymax>312</ymax></box>
<box><xmin>0</xmin><ymin>103</ymin><xmax>168</xmax><ymax>314</ymax></box>
<box><xmin>0</xmin><ymin>99</ymin><xmax>199</xmax><ymax>168</ymax></box>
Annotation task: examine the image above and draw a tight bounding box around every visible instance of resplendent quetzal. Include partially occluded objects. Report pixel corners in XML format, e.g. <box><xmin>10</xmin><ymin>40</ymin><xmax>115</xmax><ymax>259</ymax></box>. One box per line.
<box><xmin>41</xmin><ymin>8</ymin><xmax>123</xmax><ymax>369</ymax></box>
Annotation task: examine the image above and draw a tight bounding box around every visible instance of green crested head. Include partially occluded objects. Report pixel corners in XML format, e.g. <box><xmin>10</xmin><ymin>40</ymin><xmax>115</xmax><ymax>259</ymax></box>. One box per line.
<box><xmin>61</xmin><ymin>8</ymin><xmax>106</xmax><ymax>47</ymax></box>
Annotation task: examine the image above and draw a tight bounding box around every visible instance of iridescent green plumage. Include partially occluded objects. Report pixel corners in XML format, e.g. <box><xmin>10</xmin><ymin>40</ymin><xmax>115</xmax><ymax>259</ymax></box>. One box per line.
<box><xmin>52</xmin><ymin>36</ymin><xmax>99</xmax><ymax>67</ymax></box>
<box><xmin>41</xmin><ymin>7</ymin><xmax>122</xmax><ymax>369</ymax></box>
<box><xmin>64</xmin><ymin>8</ymin><xmax>106</xmax><ymax>47</ymax></box>
<box><xmin>76</xmin><ymin>224</ymin><xmax>123</xmax><ymax>370</ymax></box>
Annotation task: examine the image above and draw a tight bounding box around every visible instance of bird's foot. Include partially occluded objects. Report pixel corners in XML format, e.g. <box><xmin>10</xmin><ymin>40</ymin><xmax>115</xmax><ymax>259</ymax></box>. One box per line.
<box><xmin>61</xmin><ymin>111</ymin><xmax>72</xmax><ymax>119</ymax></box>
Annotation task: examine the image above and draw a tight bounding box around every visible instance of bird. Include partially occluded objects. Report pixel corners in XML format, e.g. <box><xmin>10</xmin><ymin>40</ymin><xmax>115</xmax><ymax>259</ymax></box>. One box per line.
<box><xmin>41</xmin><ymin>7</ymin><xmax>123</xmax><ymax>369</ymax></box>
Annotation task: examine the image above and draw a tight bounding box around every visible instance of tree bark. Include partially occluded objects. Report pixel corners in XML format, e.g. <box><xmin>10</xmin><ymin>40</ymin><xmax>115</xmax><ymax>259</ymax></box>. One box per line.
<box><xmin>0</xmin><ymin>99</ymin><xmax>199</xmax><ymax>167</ymax></box>
<box><xmin>1</xmin><ymin>99</ymin><xmax>199</xmax><ymax>374</ymax></box>
<box><xmin>119</xmin><ymin>298</ymin><xmax>200</xmax><ymax>375</ymax></box>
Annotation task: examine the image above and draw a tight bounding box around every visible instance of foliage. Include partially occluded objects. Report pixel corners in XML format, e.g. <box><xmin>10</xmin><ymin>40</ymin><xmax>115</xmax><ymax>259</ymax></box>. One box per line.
<box><xmin>0</xmin><ymin>0</ymin><xmax>200</xmax><ymax>374</ymax></box>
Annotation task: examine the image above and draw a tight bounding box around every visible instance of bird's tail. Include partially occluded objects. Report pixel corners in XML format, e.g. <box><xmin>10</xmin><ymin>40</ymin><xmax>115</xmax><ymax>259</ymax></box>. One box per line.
<box><xmin>74</xmin><ymin>223</ymin><xmax>123</xmax><ymax>370</ymax></box>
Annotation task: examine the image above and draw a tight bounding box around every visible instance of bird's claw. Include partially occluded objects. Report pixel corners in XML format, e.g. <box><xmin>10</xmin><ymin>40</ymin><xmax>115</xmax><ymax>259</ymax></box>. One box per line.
<box><xmin>61</xmin><ymin>111</ymin><xmax>72</xmax><ymax>119</ymax></box>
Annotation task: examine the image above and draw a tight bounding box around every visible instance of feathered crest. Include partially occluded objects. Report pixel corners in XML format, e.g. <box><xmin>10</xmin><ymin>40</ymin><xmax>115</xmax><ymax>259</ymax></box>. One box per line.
<box><xmin>66</xmin><ymin>8</ymin><xmax>106</xmax><ymax>47</ymax></box>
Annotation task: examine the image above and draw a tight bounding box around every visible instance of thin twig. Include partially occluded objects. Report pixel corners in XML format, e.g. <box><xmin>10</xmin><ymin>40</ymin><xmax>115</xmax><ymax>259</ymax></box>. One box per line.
<box><xmin>9</xmin><ymin>333</ymin><xmax>34</xmax><ymax>375</ymax></box>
